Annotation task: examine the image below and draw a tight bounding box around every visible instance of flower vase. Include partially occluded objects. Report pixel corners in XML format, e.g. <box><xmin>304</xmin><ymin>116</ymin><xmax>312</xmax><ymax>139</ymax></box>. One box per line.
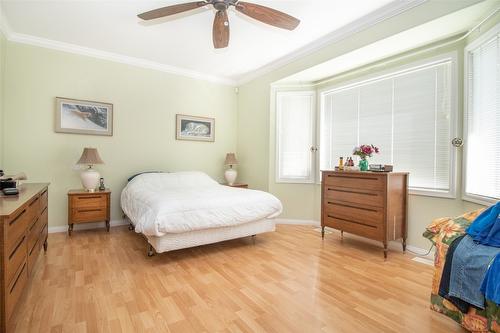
<box><xmin>359</xmin><ymin>158</ymin><xmax>369</xmax><ymax>171</ymax></box>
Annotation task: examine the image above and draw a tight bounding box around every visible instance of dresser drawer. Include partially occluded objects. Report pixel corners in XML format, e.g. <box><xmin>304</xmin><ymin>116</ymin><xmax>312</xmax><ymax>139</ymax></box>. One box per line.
<box><xmin>6</xmin><ymin>262</ymin><xmax>28</xmax><ymax>320</ymax></box>
<box><xmin>71</xmin><ymin>207</ymin><xmax>107</xmax><ymax>223</ymax></box>
<box><xmin>5</xmin><ymin>207</ymin><xmax>31</xmax><ymax>252</ymax></box>
<box><xmin>323</xmin><ymin>215</ymin><xmax>383</xmax><ymax>241</ymax></box>
<box><xmin>5</xmin><ymin>235</ymin><xmax>27</xmax><ymax>287</ymax></box>
<box><xmin>324</xmin><ymin>186</ymin><xmax>384</xmax><ymax>208</ymax></box>
<box><xmin>71</xmin><ymin>194</ymin><xmax>107</xmax><ymax>209</ymax></box>
<box><xmin>26</xmin><ymin>195</ymin><xmax>40</xmax><ymax>225</ymax></box>
<box><xmin>28</xmin><ymin>236</ymin><xmax>42</xmax><ymax>276</ymax></box>
<box><xmin>324</xmin><ymin>201</ymin><xmax>384</xmax><ymax>227</ymax></box>
<box><xmin>39</xmin><ymin>188</ymin><xmax>48</xmax><ymax>214</ymax></box>
<box><xmin>324</xmin><ymin>173</ymin><xmax>384</xmax><ymax>191</ymax></box>
<box><xmin>41</xmin><ymin>222</ymin><xmax>48</xmax><ymax>243</ymax></box>
<box><xmin>28</xmin><ymin>216</ymin><xmax>42</xmax><ymax>253</ymax></box>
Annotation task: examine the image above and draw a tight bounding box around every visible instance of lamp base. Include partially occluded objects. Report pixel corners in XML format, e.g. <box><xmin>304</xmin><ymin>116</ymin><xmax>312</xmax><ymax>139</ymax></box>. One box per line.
<box><xmin>80</xmin><ymin>167</ymin><xmax>100</xmax><ymax>192</ymax></box>
<box><xmin>224</xmin><ymin>169</ymin><xmax>237</xmax><ymax>186</ymax></box>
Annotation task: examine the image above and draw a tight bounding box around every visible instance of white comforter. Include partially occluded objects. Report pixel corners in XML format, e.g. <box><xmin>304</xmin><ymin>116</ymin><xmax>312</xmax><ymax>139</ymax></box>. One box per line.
<box><xmin>121</xmin><ymin>172</ymin><xmax>282</xmax><ymax>236</ymax></box>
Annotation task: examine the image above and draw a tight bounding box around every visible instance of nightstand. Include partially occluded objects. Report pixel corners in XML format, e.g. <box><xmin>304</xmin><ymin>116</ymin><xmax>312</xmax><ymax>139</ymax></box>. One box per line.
<box><xmin>222</xmin><ymin>183</ymin><xmax>248</xmax><ymax>188</ymax></box>
<box><xmin>67</xmin><ymin>189</ymin><xmax>111</xmax><ymax>235</ymax></box>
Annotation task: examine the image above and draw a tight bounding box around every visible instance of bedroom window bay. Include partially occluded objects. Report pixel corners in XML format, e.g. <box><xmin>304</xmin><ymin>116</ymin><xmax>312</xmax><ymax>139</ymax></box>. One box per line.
<box><xmin>320</xmin><ymin>58</ymin><xmax>456</xmax><ymax>196</ymax></box>
<box><xmin>274</xmin><ymin>55</ymin><xmax>457</xmax><ymax>197</ymax></box>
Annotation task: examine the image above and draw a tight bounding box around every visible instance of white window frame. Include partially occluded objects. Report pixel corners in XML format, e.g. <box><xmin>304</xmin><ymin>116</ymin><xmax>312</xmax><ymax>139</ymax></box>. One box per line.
<box><xmin>462</xmin><ymin>23</ymin><xmax>500</xmax><ymax>206</ymax></box>
<box><xmin>275</xmin><ymin>90</ymin><xmax>317</xmax><ymax>184</ymax></box>
<box><xmin>317</xmin><ymin>52</ymin><xmax>459</xmax><ymax>198</ymax></box>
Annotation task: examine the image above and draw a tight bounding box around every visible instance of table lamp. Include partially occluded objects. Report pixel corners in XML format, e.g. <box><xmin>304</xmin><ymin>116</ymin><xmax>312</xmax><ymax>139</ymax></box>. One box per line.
<box><xmin>77</xmin><ymin>148</ymin><xmax>104</xmax><ymax>192</ymax></box>
<box><xmin>224</xmin><ymin>153</ymin><xmax>238</xmax><ymax>185</ymax></box>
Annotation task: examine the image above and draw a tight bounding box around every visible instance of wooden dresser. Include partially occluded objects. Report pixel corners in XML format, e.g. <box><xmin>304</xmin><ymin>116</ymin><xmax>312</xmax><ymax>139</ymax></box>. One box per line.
<box><xmin>0</xmin><ymin>183</ymin><xmax>49</xmax><ymax>332</ymax></box>
<box><xmin>321</xmin><ymin>171</ymin><xmax>408</xmax><ymax>258</ymax></box>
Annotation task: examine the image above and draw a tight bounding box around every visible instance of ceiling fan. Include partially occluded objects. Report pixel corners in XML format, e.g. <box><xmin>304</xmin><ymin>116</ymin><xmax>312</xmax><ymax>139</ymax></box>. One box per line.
<box><xmin>138</xmin><ymin>0</ymin><xmax>300</xmax><ymax>49</ymax></box>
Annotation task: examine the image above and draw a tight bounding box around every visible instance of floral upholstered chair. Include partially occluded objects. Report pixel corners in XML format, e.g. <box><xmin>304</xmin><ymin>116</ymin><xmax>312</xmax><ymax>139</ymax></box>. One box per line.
<box><xmin>424</xmin><ymin>209</ymin><xmax>500</xmax><ymax>333</ymax></box>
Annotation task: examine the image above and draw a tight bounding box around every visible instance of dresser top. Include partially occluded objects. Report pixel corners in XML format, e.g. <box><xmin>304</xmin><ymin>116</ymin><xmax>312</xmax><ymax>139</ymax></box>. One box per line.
<box><xmin>321</xmin><ymin>170</ymin><xmax>409</xmax><ymax>176</ymax></box>
<box><xmin>0</xmin><ymin>183</ymin><xmax>49</xmax><ymax>217</ymax></box>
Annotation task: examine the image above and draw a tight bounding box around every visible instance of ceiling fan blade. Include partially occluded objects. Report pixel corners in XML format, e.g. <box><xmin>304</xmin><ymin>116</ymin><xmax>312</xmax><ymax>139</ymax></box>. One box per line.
<box><xmin>213</xmin><ymin>10</ymin><xmax>230</xmax><ymax>49</ymax></box>
<box><xmin>235</xmin><ymin>1</ymin><xmax>300</xmax><ymax>30</ymax></box>
<box><xmin>138</xmin><ymin>1</ymin><xmax>207</xmax><ymax>20</ymax></box>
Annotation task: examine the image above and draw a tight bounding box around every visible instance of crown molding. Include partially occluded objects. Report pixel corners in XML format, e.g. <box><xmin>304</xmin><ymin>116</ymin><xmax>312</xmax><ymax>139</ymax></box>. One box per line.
<box><xmin>5</xmin><ymin>32</ymin><xmax>237</xmax><ymax>86</ymax></box>
<box><xmin>0</xmin><ymin>0</ymin><xmax>426</xmax><ymax>87</ymax></box>
<box><xmin>235</xmin><ymin>0</ymin><xmax>428</xmax><ymax>85</ymax></box>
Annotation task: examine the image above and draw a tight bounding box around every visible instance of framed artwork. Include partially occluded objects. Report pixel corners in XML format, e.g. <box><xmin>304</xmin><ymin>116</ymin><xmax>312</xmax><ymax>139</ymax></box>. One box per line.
<box><xmin>55</xmin><ymin>97</ymin><xmax>113</xmax><ymax>136</ymax></box>
<box><xmin>176</xmin><ymin>114</ymin><xmax>215</xmax><ymax>142</ymax></box>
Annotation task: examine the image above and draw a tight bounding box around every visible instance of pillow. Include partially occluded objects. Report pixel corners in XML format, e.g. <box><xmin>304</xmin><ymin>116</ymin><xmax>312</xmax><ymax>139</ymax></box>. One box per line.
<box><xmin>130</xmin><ymin>171</ymin><xmax>218</xmax><ymax>188</ymax></box>
<box><xmin>423</xmin><ymin>208</ymin><xmax>485</xmax><ymax>245</ymax></box>
<box><xmin>127</xmin><ymin>171</ymin><xmax>164</xmax><ymax>182</ymax></box>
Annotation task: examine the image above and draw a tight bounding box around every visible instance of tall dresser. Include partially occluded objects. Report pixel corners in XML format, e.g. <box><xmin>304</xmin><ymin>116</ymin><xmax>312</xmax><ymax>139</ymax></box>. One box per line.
<box><xmin>0</xmin><ymin>183</ymin><xmax>49</xmax><ymax>332</ymax></box>
<box><xmin>321</xmin><ymin>171</ymin><xmax>408</xmax><ymax>259</ymax></box>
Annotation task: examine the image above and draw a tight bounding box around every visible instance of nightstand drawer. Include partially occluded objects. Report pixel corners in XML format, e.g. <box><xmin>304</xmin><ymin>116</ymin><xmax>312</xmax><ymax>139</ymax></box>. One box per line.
<box><xmin>71</xmin><ymin>194</ymin><xmax>107</xmax><ymax>209</ymax></box>
<box><xmin>71</xmin><ymin>207</ymin><xmax>107</xmax><ymax>223</ymax></box>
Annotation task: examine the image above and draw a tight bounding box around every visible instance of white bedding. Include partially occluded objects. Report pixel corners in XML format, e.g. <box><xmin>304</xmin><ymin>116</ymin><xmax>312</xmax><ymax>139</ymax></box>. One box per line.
<box><xmin>120</xmin><ymin>172</ymin><xmax>282</xmax><ymax>237</ymax></box>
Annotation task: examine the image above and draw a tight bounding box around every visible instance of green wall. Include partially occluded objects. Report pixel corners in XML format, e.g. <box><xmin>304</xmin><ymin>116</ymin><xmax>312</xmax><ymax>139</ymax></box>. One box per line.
<box><xmin>2</xmin><ymin>42</ymin><xmax>237</xmax><ymax>228</ymax></box>
<box><xmin>237</xmin><ymin>2</ymin><xmax>498</xmax><ymax>249</ymax></box>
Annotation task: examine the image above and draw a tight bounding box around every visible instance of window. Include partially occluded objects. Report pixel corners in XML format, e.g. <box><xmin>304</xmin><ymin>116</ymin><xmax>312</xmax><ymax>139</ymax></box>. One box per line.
<box><xmin>276</xmin><ymin>91</ymin><xmax>316</xmax><ymax>183</ymax></box>
<box><xmin>464</xmin><ymin>25</ymin><xmax>500</xmax><ymax>204</ymax></box>
<box><xmin>320</xmin><ymin>56</ymin><xmax>456</xmax><ymax>196</ymax></box>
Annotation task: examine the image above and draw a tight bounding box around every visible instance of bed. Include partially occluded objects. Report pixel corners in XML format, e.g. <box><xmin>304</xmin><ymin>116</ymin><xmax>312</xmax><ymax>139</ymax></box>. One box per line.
<box><xmin>121</xmin><ymin>171</ymin><xmax>282</xmax><ymax>256</ymax></box>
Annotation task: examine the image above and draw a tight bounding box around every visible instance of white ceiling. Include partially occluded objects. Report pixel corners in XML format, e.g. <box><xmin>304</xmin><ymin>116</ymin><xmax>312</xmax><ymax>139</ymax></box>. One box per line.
<box><xmin>0</xmin><ymin>0</ymin><xmax>400</xmax><ymax>84</ymax></box>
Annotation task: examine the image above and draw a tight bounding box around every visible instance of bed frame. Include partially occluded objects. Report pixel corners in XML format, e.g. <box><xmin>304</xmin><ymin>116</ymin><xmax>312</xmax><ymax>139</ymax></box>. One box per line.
<box><xmin>123</xmin><ymin>214</ymin><xmax>276</xmax><ymax>257</ymax></box>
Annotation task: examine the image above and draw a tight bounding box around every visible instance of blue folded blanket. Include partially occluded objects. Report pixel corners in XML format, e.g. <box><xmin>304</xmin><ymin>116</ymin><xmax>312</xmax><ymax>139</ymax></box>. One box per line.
<box><xmin>481</xmin><ymin>255</ymin><xmax>500</xmax><ymax>305</ymax></box>
<box><xmin>466</xmin><ymin>202</ymin><xmax>500</xmax><ymax>247</ymax></box>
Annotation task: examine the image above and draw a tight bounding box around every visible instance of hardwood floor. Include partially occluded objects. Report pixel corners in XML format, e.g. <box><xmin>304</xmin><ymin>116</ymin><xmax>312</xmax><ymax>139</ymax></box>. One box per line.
<box><xmin>10</xmin><ymin>225</ymin><xmax>465</xmax><ymax>333</ymax></box>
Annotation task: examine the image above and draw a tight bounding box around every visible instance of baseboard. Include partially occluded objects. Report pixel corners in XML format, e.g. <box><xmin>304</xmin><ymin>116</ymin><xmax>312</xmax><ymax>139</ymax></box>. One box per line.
<box><xmin>47</xmin><ymin>218</ymin><xmax>434</xmax><ymax>258</ymax></box>
<box><xmin>48</xmin><ymin>219</ymin><xmax>128</xmax><ymax>233</ymax></box>
<box><xmin>274</xmin><ymin>218</ymin><xmax>320</xmax><ymax>226</ymax></box>
<box><xmin>275</xmin><ymin>219</ymin><xmax>434</xmax><ymax>257</ymax></box>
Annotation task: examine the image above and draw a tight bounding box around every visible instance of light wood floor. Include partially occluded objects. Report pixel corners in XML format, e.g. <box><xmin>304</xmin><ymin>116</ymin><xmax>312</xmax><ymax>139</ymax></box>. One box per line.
<box><xmin>10</xmin><ymin>225</ymin><xmax>466</xmax><ymax>333</ymax></box>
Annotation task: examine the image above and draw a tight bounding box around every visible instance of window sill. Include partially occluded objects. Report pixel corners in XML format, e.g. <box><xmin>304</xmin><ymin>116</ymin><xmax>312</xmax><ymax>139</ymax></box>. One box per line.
<box><xmin>462</xmin><ymin>194</ymin><xmax>498</xmax><ymax>207</ymax></box>
<box><xmin>408</xmin><ymin>188</ymin><xmax>456</xmax><ymax>199</ymax></box>
<box><xmin>275</xmin><ymin>179</ymin><xmax>315</xmax><ymax>184</ymax></box>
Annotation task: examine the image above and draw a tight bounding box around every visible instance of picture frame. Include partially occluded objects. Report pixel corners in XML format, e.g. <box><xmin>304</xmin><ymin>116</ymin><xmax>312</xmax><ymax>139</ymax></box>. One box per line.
<box><xmin>55</xmin><ymin>97</ymin><xmax>113</xmax><ymax>136</ymax></box>
<box><xmin>176</xmin><ymin>114</ymin><xmax>215</xmax><ymax>142</ymax></box>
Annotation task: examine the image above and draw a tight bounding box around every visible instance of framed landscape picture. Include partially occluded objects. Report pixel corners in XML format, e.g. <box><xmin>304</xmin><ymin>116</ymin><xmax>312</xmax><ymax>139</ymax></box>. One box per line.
<box><xmin>55</xmin><ymin>97</ymin><xmax>113</xmax><ymax>136</ymax></box>
<box><xmin>176</xmin><ymin>114</ymin><xmax>215</xmax><ymax>142</ymax></box>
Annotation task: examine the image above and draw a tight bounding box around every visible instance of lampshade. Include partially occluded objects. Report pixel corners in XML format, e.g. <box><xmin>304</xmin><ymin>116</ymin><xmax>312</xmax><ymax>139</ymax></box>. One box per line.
<box><xmin>224</xmin><ymin>153</ymin><xmax>238</xmax><ymax>166</ymax></box>
<box><xmin>77</xmin><ymin>148</ymin><xmax>104</xmax><ymax>165</ymax></box>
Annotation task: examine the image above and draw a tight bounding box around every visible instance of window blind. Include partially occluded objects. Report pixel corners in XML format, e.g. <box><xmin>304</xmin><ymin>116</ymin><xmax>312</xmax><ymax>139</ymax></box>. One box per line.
<box><xmin>276</xmin><ymin>91</ymin><xmax>315</xmax><ymax>182</ymax></box>
<box><xmin>320</xmin><ymin>59</ymin><xmax>454</xmax><ymax>194</ymax></box>
<box><xmin>465</xmin><ymin>31</ymin><xmax>500</xmax><ymax>202</ymax></box>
